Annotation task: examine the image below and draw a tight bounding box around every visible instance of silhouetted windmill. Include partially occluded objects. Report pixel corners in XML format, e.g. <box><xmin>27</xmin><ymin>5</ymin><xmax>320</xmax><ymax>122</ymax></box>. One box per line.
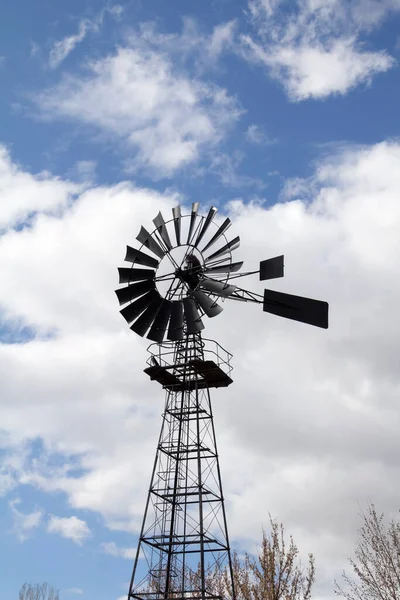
<box><xmin>116</xmin><ymin>202</ymin><xmax>328</xmax><ymax>600</ymax></box>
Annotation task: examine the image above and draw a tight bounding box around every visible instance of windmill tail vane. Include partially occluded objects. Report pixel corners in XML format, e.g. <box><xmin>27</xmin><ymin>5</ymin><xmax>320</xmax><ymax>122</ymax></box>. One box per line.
<box><xmin>115</xmin><ymin>202</ymin><xmax>329</xmax><ymax>600</ymax></box>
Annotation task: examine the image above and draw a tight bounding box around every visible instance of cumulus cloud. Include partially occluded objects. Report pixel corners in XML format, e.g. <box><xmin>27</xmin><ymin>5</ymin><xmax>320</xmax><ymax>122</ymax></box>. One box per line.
<box><xmin>243</xmin><ymin>0</ymin><xmax>397</xmax><ymax>100</ymax></box>
<box><xmin>1</xmin><ymin>141</ymin><xmax>400</xmax><ymax>597</ymax></box>
<box><xmin>9</xmin><ymin>498</ymin><xmax>43</xmax><ymax>541</ymax></box>
<box><xmin>101</xmin><ymin>541</ymin><xmax>136</xmax><ymax>559</ymax></box>
<box><xmin>0</xmin><ymin>145</ymin><xmax>81</xmax><ymax>231</ymax></box>
<box><xmin>47</xmin><ymin>515</ymin><xmax>91</xmax><ymax>545</ymax></box>
<box><xmin>49</xmin><ymin>5</ymin><xmax>124</xmax><ymax>69</ymax></box>
<box><xmin>33</xmin><ymin>25</ymin><xmax>241</xmax><ymax>177</ymax></box>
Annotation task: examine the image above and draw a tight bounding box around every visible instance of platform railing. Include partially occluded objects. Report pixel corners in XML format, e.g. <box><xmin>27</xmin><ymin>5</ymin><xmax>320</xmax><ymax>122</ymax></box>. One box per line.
<box><xmin>146</xmin><ymin>338</ymin><xmax>233</xmax><ymax>378</ymax></box>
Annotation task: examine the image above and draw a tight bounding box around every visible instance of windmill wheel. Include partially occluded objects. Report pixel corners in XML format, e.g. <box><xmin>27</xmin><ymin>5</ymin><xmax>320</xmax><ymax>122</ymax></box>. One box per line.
<box><xmin>115</xmin><ymin>203</ymin><xmax>242</xmax><ymax>342</ymax></box>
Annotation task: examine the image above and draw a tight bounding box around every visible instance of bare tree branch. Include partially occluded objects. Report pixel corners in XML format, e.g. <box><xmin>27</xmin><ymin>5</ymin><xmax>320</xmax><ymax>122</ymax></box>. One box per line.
<box><xmin>335</xmin><ymin>503</ymin><xmax>400</xmax><ymax>600</ymax></box>
<box><xmin>19</xmin><ymin>582</ymin><xmax>59</xmax><ymax>600</ymax></box>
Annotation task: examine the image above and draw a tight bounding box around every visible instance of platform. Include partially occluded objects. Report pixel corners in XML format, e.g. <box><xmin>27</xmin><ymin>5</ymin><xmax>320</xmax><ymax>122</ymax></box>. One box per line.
<box><xmin>144</xmin><ymin>359</ymin><xmax>233</xmax><ymax>391</ymax></box>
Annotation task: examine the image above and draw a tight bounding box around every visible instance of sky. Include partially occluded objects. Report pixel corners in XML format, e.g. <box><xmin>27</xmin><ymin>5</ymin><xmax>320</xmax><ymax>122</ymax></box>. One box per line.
<box><xmin>1</xmin><ymin>0</ymin><xmax>400</xmax><ymax>598</ymax></box>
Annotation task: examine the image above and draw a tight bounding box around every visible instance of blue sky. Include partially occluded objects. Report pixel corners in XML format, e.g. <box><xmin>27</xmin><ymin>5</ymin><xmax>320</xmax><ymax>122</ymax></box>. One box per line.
<box><xmin>1</xmin><ymin>1</ymin><xmax>400</xmax><ymax>599</ymax></box>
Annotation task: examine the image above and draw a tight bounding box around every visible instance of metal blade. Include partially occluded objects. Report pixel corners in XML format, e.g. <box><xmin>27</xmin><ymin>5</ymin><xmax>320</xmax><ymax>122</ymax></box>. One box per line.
<box><xmin>130</xmin><ymin>297</ymin><xmax>164</xmax><ymax>337</ymax></box>
<box><xmin>187</xmin><ymin>202</ymin><xmax>200</xmax><ymax>244</ymax></box>
<box><xmin>183</xmin><ymin>297</ymin><xmax>205</xmax><ymax>334</ymax></box>
<box><xmin>119</xmin><ymin>290</ymin><xmax>159</xmax><ymax>324</ymax></box>
<box><xmin>204</xmin><ymin>261</ymin><xmax>243</xmax><ymax>274</ymax></box>
<box><xmin>205</xmin><ymin>236</ymin><xmax>240</xmax><ymax>262</ymax></box>
<box><xmin>147</xmin><ymin>300</ymin><xmax>173</xmax><ymax>343</ymax></box>
<box><xmin>118</xmin><ymin>267</ymin><xmax>155</xmax><ymax>284</ymax></box>
<box><xmin>136</xmin><ymin>226</ymin><xmax>165</xmax><ymax>259</ymax></box>
<box><xmin>263</xmin><ymin>289</ymin><xmax>329</xmax><ymax>329</ymax></box>
<box><xmin>199</xmin><ymin>278</ymin><xmax>237</xmax><ymax>297</ymax></box>
<box><xmin>194</xmin><ymin>206</ymin><xmax>218</xmax><ymax>248</ymax></box>
<box><xmin>172</xmin><ymin>205</ymin><xmax>181</xmax><ymax>246</ymax></box>
<box><xmin>201</xmin><ymin>217</ymin><xmax>231</xmax><ymax>253</ymax></box>
<box><xmin>115</xmin><ymin>279</ymin><xmax>155</xmax><ymax>306</ymax></box>
<box><xmin>125</xmin><ymin>246</ymin><xmax>159</xmax><ymax>269</ymax></box>
<box><xmin>189</xmin><ymin>290</ymin><xmax>223</xmax><ymax>318</ymax></box>
<box><xmin>167</xmin><ymin>300</ymin><xmax>184</xmax><ymax>341</ymax></box>
<box><xmin>260</xmin><ymin>256</ymin><xmax>284</xmax><ymax>280</ymax></box>
<box><xmin>153</xmin><ymin>212</ymin><xmax>172</xmax><ymax>251</ymax></box>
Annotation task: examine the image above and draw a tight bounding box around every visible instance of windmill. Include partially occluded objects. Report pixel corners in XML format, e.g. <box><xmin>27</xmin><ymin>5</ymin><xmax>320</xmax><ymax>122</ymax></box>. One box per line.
<box><xmin>116</xmin><ymin>203</ymin><xmax>329</xmax><ymax>600</ymax></box>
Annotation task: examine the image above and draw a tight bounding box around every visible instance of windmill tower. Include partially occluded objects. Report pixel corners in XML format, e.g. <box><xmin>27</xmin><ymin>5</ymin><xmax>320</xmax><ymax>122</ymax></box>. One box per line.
<box><xmin>116</xmin><ymin>203</ymin><xmax>329</xmax><ymax>600</ymax></box>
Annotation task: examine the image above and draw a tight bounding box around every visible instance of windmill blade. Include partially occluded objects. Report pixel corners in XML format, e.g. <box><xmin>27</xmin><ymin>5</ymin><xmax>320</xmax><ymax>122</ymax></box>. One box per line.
<box><xmin>194</xmin><ymin>206</ymin><xmax>218</xmax><ymax>248</ymax></box>
<box><xmin>147</xmin><ymin>300</ymin><xmax>173</xmax><ymax>343</ymax></box>
<box><xmin>187</xmin><ymin>202</ymin><xmax>200</xmax><ymax>244</ymax></box>
<box><xmin>260</xmin><ymin>256</ymin><xmax>284</xmax><ymax>281</ymax></box>
<box><xmin>199</xmin><ymin>278</ymin><xmax>237</xmax><ymax>297</ymax></box>
<box><xmin>115</xmin><ymin>279</ymin><xmax>155</xmax><ymax>306</ymax></box>
<box><xmin>183</xmin><ymin>297</ymin><xmax>205</xmax><ymax>334</ymax></box>
<box><xmin>201</xmin><ymin>217</ymin><xmax>231</xmax><ymax>253</ymax></box>
<box><xmin>118</xmin><ymin>267</ymin><xmax>155</xmax><ymax>284</ymax></box>
<box><xmin>263</xmin><ymin>289</ymin><xmax>329</xmax><ymax>329</ymax></box>
<box><xmin>204</xmin><ymin>261</ymin><xmax>243</xmax><ymax>274</ymax></box>
<box><xmin>172</xmin><ymin>205</ymin><xmax>181</xmax><ymax>246</ymax></box>
<box><xmin>136</xmin><ymin>226</ymin><xmax>165</xmax><ymax>259</ymax></box>
<box><xmin>119</xmin><ymin>290</ymin><xmax>159</xmax><ymax>324</ymax></box>
<box><xmin>189</xmin><ymin>290</ymin><xmax>223</xmax><ymax>318</ymax></box>
<box><xmin>153</xmin><ymin>212</ymin><xmax>172</xmax><ymax>251</ymax></box>
<box><xmin>167</xmin><ymin>301</ymin><xmax>184</xmax><ymax>341</ymax></box>
<box><xmin>125</xmin><ymin>246</ymin><xmax>159</xmax><ymax>269</ymax></box>
<box><xmin>205</xmin><ymin>236</ymin><xmax>240</xmax><ymax>263</ymax></box>
<box><xmin>130</xmin><ymin>297</ymin><xmax>164</xmax><ymax>337</ymax></box>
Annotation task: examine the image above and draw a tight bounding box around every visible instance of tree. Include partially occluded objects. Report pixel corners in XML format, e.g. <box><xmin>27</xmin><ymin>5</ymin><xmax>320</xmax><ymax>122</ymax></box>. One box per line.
<box><xmin>334</xmin><ymin>503</ymin><xmax>400</xmax><ymax>600</ymax></box>
<box><xmin>201</xmin><ymin>515</ymin><xmax>315</xmax><ymax>599</ymax></box>
<box><xmin>19</xmin><ymin>582</ymin><xmax>59</xmax><ymax>600</ymax></box>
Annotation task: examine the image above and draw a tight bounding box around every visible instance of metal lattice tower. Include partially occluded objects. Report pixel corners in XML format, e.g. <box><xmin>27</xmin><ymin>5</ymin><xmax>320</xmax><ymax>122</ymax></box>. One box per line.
<box><xmin>115</xmin><ymin>203</ymin><xmax>329</xmax><ymax>600</ymax></box>
<box><xmin>128</xmin><ymin>334</ymin><xmax>234</xmax><ymax>599</ymax></box>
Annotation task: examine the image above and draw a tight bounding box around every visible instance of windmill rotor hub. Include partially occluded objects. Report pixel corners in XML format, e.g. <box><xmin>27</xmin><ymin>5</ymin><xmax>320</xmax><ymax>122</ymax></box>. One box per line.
<box><xmin>155</xmin><ymin>244</ymin><xmax>204</xmax><ymax>299</ymax></box>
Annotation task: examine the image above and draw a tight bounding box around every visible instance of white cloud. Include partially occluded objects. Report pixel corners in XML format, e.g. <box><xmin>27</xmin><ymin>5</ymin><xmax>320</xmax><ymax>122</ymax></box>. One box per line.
<box><xmin>243</xmin><ymin>0</ymin><xmax>397</xmax><ymax>100</ymax></box>
<box><xmin>350</xmin><ymin>0</ymin><xmax>400</xmax><ymax>29</ymax></box>
<box><xmin>208</xmin><ymin>20</ymin><xmax>237</xmax><ymax>58</ymax></box>
<box><xmin>33</xmin><ymin>26</ymin><xmax>241</xmax><ymax>177</ymax></box>
<box><xmin>49</xmin><ymin>5</ymin><xmax>124</xmax><ymax>69</ymax></box>
<box><xmin>9</xmin><ymin>498</ymin><xmax>43</xmax><ymax>541</ymax></box>
<box><xmin>63</xmin><ymin>589</ymin><xmax>84</xmax><ymax>596</ymax></box>
<box><xmin>49</xmin><ymin>21</ymin><xmax>90</xmax><ymax>69</ymax></box>
<box><xmin>30</xmin><ymin>42</ymin><xmax>40</xmax><ymax>59</ymax></box>
<box><xmin>1</xmin><ymin>141</ymin><xmax>400</xmax><ymax>597</ymax></box>
<box><xmin>101</xmin><ymin>541</ymin><xmax>136</xmax><ymax>559</ymax></box>
<box><xmin>0</xmin><ymin>472</ymin><xmax>14</xmax><ymax>496</ymax></box>
<box><xmin>209</xmin><ymin>151</ymin><xmax>265</xmax><ymax>188</ymax></box>
<box><xmin>47</xmin><ymin>515</ymin><xmax>91</xmax><ymax>545</ymax></box>
<box><xmin>67</xmin><ymin>160</ymin><xmax>97</xmax><ymax>183</ymax></box>
<box><xmin>245</xmin><ymin>123</ymin><xmax>270</xmax><ymax>144</ymax></box>
<box><xmin>0</xmin><ymin>145</ymin><xmax>81</xmax><ymax>231</ymax></box>
<box><xmin>125</xmin><ymin>18</ymin><xmax>236</xmax><ymax>66</ymax></box>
